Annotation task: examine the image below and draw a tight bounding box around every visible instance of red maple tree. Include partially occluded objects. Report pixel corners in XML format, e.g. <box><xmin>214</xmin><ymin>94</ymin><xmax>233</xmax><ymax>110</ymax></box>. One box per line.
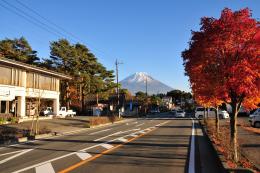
<box><xmin>182</xmin><ymin>8</ymin><xmax>260</xmax><ymax>162</ymax></box>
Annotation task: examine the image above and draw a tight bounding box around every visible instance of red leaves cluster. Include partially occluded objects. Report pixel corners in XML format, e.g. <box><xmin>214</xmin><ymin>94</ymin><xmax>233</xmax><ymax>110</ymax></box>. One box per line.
<box><xmin>182</xmin><ymin>8</ymin><xmax>260</xmax><ymax>109</ymax></box>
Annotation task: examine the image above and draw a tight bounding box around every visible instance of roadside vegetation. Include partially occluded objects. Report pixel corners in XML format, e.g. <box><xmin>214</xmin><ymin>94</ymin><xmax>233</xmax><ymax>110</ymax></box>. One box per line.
<box><xmin>182</xmin><ymin>7</ymin><xmax>259</xmax><ymax>167</ymax></box>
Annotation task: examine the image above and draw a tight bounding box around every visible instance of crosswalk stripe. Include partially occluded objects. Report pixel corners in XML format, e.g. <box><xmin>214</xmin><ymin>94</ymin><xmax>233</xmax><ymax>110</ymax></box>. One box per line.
<box><xmin>35</xmin><ymin>162</ymin><xmax>55</xmax><ymax>173</ymax></box>
<box><xmin>76</xmin><ymin>152</ymin><xmax>92</xmax><ymax>160</ymax></box>
<box><xmin>118</xmin><ymin>138</ymin><xmax>128</xmax><ymax>142</ymax></box>
<box><xmin>129</xmin><ymin>134</ymin><xmax>138</xmax><ymax>137</ymax></box>
<box><xmin>100</xmin><ymin>143</ymin><xmax>113</xmax><ymax>149</ymax></box>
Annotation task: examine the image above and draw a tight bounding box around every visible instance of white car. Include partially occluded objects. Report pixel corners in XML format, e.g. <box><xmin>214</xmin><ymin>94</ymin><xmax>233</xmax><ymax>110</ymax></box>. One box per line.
<box><xmin>195</xmin><ymin>107</ymin><xmax>229</xmax><ymax>119</ymax></box>
<box><xmin>43</xmin><ymin>107</ymin><xmax>53</xmax><ymax>116</ymax></box>
<box><xmin>58</xmin><ymin>107</ymin><xmax>76</xmax><ymax>117</ymax></box>
<box><xmin>176</xmin><ymin>110</ymin><xmax>185</xmax><ymax>118</ymax></box>
<box><xmin>249</xmin><ymin>108</ymin><xmax>260</xmax><ymax>128</ymax></box>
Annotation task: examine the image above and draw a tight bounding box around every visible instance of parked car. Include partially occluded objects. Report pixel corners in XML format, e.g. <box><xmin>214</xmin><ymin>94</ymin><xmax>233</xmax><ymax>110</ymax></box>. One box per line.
<box><xmin>176</xmin><ymin>110</ymin><xmax>185</xmax><ymax>118</ymax></box>
<box><xmin>150</xmin><ymin>109</ymin><xmax>160</xmax><ymax>114</ymax></box>
<box><xmin>195</xmin><ymin>107</ymin><xmax>229</xmax><ymax>119</ymax></box>
<box><xmin>42</xmin><ymin>107</ymin><xmax>53</xmax><ymax>116</ymax></box>
<box><xmin>58</xmin><ymin>107</ymin><xmax>76</xmax><ymax>117</ymax></box>
<box><xmin>249</xmin><ymin>108</ymin><xmax>260</xmax><ymax>128</ymax></box>
<box><xmin>171</xmin><ymin>109</ymin><xmax>177</xmax><ymax>116</ymax></box>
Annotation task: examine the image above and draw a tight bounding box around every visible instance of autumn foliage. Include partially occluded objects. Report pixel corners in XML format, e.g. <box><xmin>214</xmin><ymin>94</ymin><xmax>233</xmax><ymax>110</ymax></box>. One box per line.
<box><xmin>182</xmin><ymin>8</ymin><xmax>260</xmax><ymax>162</ymax></box>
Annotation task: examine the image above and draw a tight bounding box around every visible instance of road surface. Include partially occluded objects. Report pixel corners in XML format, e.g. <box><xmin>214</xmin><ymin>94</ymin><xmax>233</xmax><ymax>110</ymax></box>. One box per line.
<box><xmin>0</xmin><ymin>113</ymin><xmax>224</xmax><ymax>173</ymax></box>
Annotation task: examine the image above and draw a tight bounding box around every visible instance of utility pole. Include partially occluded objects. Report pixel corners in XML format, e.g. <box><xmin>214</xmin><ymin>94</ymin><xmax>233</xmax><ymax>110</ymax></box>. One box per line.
<box><xmin>115</xmin><ymin>59</ymin><xmax>123</xmax><ymax>117</ymax></box>
<box><xmin>145</xmin><ymin>76</ymin><xmax>148</xmax><ymax>114</ymax></box>
<box><xmin>145</xmin><ymin>76</ymin><xmax>148</xmax><ymax>96</ymax></box>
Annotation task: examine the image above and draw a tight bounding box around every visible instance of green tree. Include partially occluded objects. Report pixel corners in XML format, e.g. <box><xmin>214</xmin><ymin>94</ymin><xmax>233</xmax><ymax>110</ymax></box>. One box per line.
<box><xmin>0</xmin><ymin>37</ymin><xmax>39</xmax><ymax>64</ymax></box>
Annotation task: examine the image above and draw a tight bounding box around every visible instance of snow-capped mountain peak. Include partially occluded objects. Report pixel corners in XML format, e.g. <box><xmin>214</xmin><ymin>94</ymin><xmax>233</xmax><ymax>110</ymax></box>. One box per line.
<box><xmin>130</xmin><ymin>72</ymin><xmax>153</xmax><ymax>83</ymax></box>
<box><xmin>120</xmin><ymin>72</ymin><xmax>173</xmax><ymax>95</ymax></box>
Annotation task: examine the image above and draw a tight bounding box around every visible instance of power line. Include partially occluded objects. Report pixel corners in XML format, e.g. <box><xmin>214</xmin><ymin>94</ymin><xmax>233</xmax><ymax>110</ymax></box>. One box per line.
<box><xmin>14</xmin><ymin>0</ymin><xmax>83</xmax><ymax>43</ymax></box>
<box><xmin>0</xmin><ymin>2</ymin><xmax>64</xmax><ymax>39</ymax></box>
<box><xmin>1</xmin><ymin>0</ymin><xmax>115</xmax><ymax>60</ymax></box>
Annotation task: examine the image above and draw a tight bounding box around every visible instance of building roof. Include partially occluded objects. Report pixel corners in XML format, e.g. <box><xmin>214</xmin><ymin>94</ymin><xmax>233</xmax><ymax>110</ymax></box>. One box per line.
<box><xmin>0</xmin><ymin>57</ymin><xmax>72</xmax><ymax>80</ymax></box>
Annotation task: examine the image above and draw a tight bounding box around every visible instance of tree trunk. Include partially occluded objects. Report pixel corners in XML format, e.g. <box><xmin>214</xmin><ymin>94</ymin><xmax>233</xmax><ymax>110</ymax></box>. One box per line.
<box><xmin>81</xmin><ymin>92</ymin><xmax>85</xmax><ymax>114</ymax></box>
<box><xmin>230</xmin><ymin>103</ymin><xmax>238</xmax><ymax>162</ymax></box>
<box><xmin>215</xmin><ymin>106</ymin><xmax>219</xmax><ymax>134</ymax></box>
<box><xmin>204</xmin><ymin>107</ymin><xmax>206</xmax><ymax>125</ymax></box>
<box><xmin>96</xmin><ymin>93</ymin><xmax>99</xmax><ymax>105</ymax></box>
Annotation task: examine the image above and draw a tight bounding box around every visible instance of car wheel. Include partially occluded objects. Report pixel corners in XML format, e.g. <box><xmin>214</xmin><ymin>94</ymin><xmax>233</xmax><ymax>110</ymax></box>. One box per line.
<box><xmin>198</xmin><ymin>115</ymin><xmax>203</xmax><ymax>119</ymax></box>
<box><xmin>254</xmin><ymin>122</ymin><xmax>260</xmax><ymax>128</ymax></box>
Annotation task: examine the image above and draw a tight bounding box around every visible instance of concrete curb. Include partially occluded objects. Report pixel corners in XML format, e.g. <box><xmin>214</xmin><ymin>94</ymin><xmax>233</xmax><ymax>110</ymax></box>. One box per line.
<box><xmin>199</xmin><ymin>120</ymin><xmax>255</xmax><ymax>173</ymax></box>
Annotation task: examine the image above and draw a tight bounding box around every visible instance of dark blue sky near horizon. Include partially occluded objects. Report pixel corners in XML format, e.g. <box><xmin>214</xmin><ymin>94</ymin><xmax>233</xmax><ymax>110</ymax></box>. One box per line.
<box><xmin>0</xmin><ymin>0</ymin><xmax>259</xmax><ymax>92</ymax></box>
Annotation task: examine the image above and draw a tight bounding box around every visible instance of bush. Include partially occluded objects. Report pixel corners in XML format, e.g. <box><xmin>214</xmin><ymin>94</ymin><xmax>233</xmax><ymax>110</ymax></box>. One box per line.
<box><xmin>87</xmin><ymin>116</ymin><xmax>122</xmax><ymax>127</ymax></box>
<box><xmin>0</xmin><ymin>117</ymin><xmax>7</xmax><ymax>124</ymax></box>
<box><xmin>7</xmin><ymin>117</ymin><xmax>17</xmax><ymax>124</ymax></box>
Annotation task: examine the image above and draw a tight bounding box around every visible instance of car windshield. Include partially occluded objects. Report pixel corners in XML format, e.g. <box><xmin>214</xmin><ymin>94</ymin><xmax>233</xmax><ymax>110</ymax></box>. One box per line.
<box><xmin>196</xmin><ymin>108</ymin><xmax>205</xmax><ymax>111</ymax></box>
<box><xmin>177</xmin><ymin>110</ymin><xmax>184</xmax><ymax>113</ymax></box>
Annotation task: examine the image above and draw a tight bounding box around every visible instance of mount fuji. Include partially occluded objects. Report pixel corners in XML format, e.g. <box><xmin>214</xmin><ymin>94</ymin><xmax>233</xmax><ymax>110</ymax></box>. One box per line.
<box><xmin>120</xmin><ymin>72</ymin><xmax>173</xmax><ymax>95</ymax></box>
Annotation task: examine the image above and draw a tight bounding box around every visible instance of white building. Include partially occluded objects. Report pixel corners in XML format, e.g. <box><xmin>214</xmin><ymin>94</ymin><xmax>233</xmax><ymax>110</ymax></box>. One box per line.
<box><xmin>0</xmin><ymin>57</ymin><xmax>71</xmax><ymax>118</ymax></box>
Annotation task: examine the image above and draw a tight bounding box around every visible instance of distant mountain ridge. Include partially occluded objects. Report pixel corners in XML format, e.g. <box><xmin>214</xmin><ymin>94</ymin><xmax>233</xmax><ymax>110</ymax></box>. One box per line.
<box><xmin>120</xmin><ymin>72</ymin><xmax>173</xmax><ymax>95</ymax></box>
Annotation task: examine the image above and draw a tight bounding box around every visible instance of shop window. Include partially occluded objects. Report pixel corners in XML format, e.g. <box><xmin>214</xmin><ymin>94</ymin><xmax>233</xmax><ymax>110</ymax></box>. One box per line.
<box><xmin>0</xmin><ymin>66</ymin><xmax>12</xmax><ymax>85</ymax></box>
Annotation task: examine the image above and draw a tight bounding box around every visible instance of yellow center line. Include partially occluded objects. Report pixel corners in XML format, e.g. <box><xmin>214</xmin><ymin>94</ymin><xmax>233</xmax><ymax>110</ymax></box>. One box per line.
<box><xmin>58</xmin><ymin>124</ymin><xmax>164</xmax><ymax>173</ymax></box>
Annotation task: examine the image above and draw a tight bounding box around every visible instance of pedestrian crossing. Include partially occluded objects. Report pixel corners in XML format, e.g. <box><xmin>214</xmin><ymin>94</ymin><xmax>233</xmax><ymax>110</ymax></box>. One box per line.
<box><xmin>12</xmin><ymin>124</ymin><xmax>166</xmax><ymax>173</ymax></box>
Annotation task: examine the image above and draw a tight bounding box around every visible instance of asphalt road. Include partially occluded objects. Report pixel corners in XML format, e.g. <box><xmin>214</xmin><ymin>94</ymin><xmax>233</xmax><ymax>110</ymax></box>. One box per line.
<box><xmin>0</xmin><ymin>113</ymin><xmax>224</xmax><ymax>173</ymax></box>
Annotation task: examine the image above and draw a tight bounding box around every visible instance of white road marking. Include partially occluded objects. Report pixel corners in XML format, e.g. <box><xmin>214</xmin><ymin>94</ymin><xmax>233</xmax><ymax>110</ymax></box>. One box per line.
<box><xmin>129</xmin><ymin>134</ymin><xmax>138</xmax><ymax>137</ymax></box>
<box><xmin>94</xmin><ymin>128</ymin><xmax>140</xmax><ymax>142</ymax></box>
<box><xmin>118</xmin><ymin>138</ymin><xmax>128</xmax><ymax>142</ymax></box>
<box><xmin>13</xmin><ymin>125</ymin><xmax>158</xmax><ymax>173</ymax></box>
<box><xmin>0</xmin><ymin>150</ymin><xmax>28</xmax><ymax>157</ymax></box>
<box><xmin>0</xmin><ymin>149</ymin><xmax>33</xmax><ymax>164</ymax></box>
<box><xmin>188</xmin><ymin>119</ymin><xmax>195</xmax><ymax>173</ymax></box>
<box><xmin>90</xmin><ymin>128</ymin><xmax>112</xmax><ymax>135</ymax></box>
<box><xmin>131</xmin><ymin>121</ymin><xmax>138</xmax><ymax>125</ymax></box>
<box><xmin>138</xmin><ymin>130</ymin><xmax>146</xmax><ymax>134</ymax></box>
<box><xmin>94</xmin><ymin>131</ymin><xmax>121</xmax><ymax>142</ymax></box>
<box><xmin>100</xmin><ymin>143</ymin><xmax>113</xmax><ymax>149</ymax></box>
<box><xmin>35</xmin><ymin>162</ymin><xmax>55</xmax><ymax>173</ymax></box>
<box><xmin>136</xmin><ymin>123</ymin><xmax>144</xmax><ymax>127</ymax></box>
<box><xmin>76</xmin><ymin>152</ymin><xmax>92</xmax><ymax>160</ymax></box>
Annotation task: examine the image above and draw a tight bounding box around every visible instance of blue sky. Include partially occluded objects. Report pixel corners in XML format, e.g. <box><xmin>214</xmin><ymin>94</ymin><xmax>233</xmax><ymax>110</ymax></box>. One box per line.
<box><xmin>0</xmin><ymin>0</ymin><xmax>259</xmax><ymax>92</ymax></box>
